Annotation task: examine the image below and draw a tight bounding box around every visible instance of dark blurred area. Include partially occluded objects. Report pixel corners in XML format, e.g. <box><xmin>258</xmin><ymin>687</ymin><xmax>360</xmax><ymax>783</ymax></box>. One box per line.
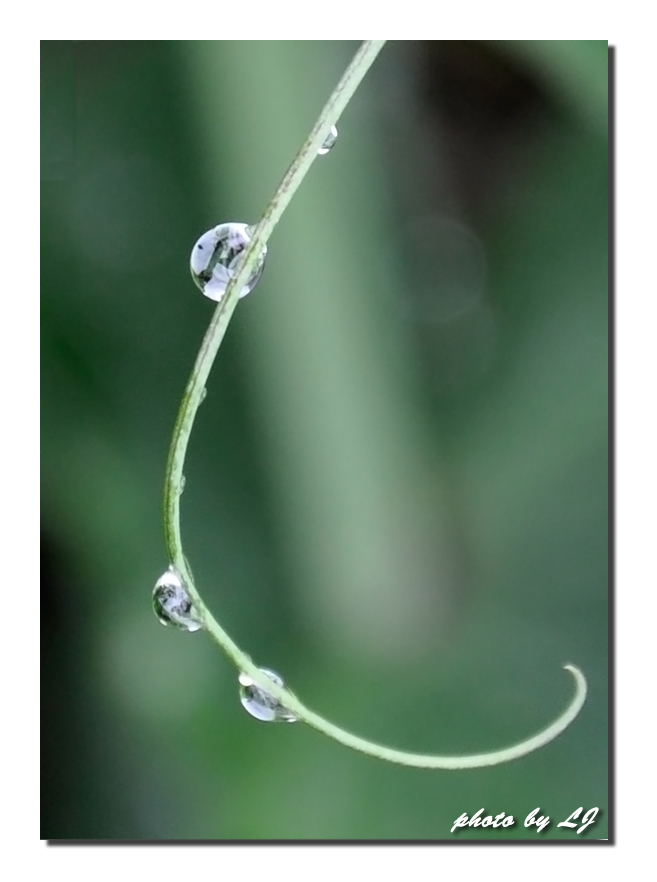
<box><xmin>41</xmin><ymin>41</ymin><xmax>608</xmax><ymax>840</ymax></box>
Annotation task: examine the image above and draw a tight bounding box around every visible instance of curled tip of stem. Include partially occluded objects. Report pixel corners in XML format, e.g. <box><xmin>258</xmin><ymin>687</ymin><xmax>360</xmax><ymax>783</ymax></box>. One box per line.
<box><xmin>253</xmin><ymin>661</ymin><xmax>587</xmax><ymax>770</ymax></box>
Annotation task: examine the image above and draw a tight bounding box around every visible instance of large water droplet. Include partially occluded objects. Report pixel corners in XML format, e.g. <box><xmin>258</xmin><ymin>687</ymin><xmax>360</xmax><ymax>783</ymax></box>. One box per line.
<box><xmin>238</xmin><ymin>668</ymin><xmax>297</xmax><ymax>722</ymax></box>
<box><xmin>318</xmin><ymin>125</ymin><xmax>338</xmax><ymax>156</ymax></box>
<box><xmin>153</xmin><ymin>567</ymin><xmax>202</xmax><ymax>632</ymax></box>
<box><xmin>190</xmin><ymin>222</ymin><xmax>267</xmax><ymax>302</ymax></box>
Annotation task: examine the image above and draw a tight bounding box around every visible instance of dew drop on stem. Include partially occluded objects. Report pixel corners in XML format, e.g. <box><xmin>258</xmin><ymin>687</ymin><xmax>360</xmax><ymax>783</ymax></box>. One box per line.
<box><xmin>318</xmin><ymin>125</ymin><xmax>338</xmax><ymax>155</ymax></box>
<box><xmin>239</xmin><ymin>668</ymin><xmax>297</xmax><ymax>722</ymax></box>
<box><xmin>190</xmin><ymin>222</ymin><xmax>267</xmax><ymax>302</ymax></box>
<box><xmin>152</xmin><ymin>566</ymin><xmax>202</xmax><ymax>632</ymax></box>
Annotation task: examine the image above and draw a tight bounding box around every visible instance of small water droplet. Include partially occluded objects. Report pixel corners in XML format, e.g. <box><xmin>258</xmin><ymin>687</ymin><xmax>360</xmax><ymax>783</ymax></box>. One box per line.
<box><xmin>200</xmin><ymin>387</ymin><xmax>207</xmax><ymax>404</ymax></box>
<box><xmin>190</xmin><ymin>222</ymin><xmax>267</xmax><ymax>302</ymax></box>
<box><xmin>180</xmin><ymin>475</ymin><xmax>186</xmax><ymax>494</ymax></box>
<box><xmin>238</xmin><ymin>668</ymin><xmax>297</xmax><ymax>722</ymax></box>
<box><xmin>153</xmin><ymin>567</ymin><xmax>202</xmax><ymax>632</ymax></box>
<box><xmin>318</xmin><ymin>125</ymin><xmax>338</xmax><ymax>155</ymax></box>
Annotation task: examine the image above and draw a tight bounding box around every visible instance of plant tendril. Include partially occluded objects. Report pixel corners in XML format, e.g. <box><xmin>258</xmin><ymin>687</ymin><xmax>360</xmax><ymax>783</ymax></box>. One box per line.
<box><xmin>162</xmin><ymin>39</ymin><xmax>587</xmax><ymax>769</ymax></box>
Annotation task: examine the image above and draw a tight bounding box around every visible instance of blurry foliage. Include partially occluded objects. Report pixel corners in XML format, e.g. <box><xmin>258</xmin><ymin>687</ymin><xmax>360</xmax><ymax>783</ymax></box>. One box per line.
<box><xmin>41</xmin><ymin>40</ymin><xmax>608</xmax><ymax>840</ymax></box>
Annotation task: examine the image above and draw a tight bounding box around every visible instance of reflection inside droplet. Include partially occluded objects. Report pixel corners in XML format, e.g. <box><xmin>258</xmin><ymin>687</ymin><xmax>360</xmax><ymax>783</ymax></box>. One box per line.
<box><xmin>318</xmin><ymin>125</ymin><xmax>338</xmax><ymax>155</ymax></box>
<box><xmin>238</xmin><ymin>668</ymin><xmax>297</xmax><ymax>722</ymax></box>
<box><xmin>190</xmin><ymin>222</ymin><xmax>267</xmax><ymax>302</ymax></box>
<box><xmin>152</xmin><ymin>567</ymin><xmax>202</xmax><ymax>632</ymax></box>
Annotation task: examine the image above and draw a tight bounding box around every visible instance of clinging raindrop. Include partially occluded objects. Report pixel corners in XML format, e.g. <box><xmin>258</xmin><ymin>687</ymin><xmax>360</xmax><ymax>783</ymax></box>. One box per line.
<box><xmin>190</xmin><ymin>223</ymin><xmax>267</xmax><ymax>302</ymax></box>
<box><xmin>318</xmin><ymin>125</ymin><xmax>338</xmax><ymax>155</ymax></box>
<box><xmin>152</xmin><ymin>566</ymin><xmax>202</xmax><ymax>632</ymax></box>
<box><xmin>239</xmin><ymin>668</ymin><xmax>297</xmax><ymax>722</ymax></box>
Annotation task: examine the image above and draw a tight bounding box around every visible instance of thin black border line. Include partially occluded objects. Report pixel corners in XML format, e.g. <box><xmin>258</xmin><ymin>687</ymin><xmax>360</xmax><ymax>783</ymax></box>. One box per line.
<box><xmin>607</xmin><ymin>41</ymin><xmax>615</xmax><ymax>847</ymax></box>
<box><xmin>48</xmin><ymin>837</ymin><xmax>608</xmax><ymax>845</ymax></box>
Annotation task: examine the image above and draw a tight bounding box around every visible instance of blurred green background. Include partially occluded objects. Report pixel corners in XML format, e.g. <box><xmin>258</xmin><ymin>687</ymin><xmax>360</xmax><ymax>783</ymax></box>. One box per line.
<box><xmin>41</xmin><ymin>40</ymin><xmax>608</xmax><ymax>840</ymax></box>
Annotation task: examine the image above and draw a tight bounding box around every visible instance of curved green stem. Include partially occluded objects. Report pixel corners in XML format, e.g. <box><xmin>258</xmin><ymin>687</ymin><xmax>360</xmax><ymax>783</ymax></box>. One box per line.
<box><xmin>162</xmin><ymin>39</ymin><xmax>587</xmax><ymax>770</ymax></box>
